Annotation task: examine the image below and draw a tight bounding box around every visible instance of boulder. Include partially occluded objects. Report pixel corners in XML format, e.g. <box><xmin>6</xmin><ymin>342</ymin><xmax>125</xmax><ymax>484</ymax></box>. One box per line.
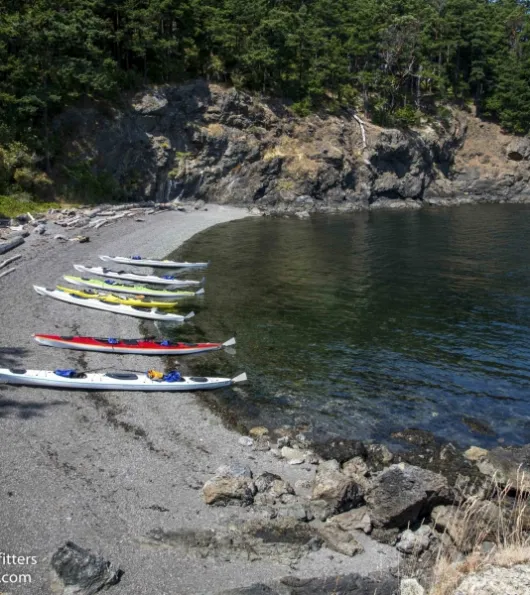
<box><xmin>365</xmin><ymin>464</ymin><xmax>452</xmax><ymax>528</ymax></box>
<box><xmin>396</xmin><ymin>525</ymin><xmax>433</xmax><ymax>555</ymax></box>
<box><xmin>281</xmin><ymin>446</ymin><xmax>307</xmax><ymax>464</ymax></box>
<box><xmin>311</xmin><ymin>466</ymin><xmax>363</xmax><ymax>512</ymax></box>
<box><xmin>249</xmin><ymin>426</ymin><xmax>269</xmax><ymax>437</ymax></box>
<box><xmin>455</xmin><ymin>563</ymin><xmax>530</xmax><ymax>595</ymax></box>
<box><xmin>506</xmin><ymin>137</ymin><xmax>530</xmax><ymax>161</ymax></box>
<box><xmin>316</xmin><ymin>524</ymin><xmax>364</xmax><ymax>557</ymax></box>
<box><xmin>203</xmin><ymin>477</ymin><xmax>256</xmax><ymax>506</ymax></box>
<box><xmin>400</xmin><ymin>578</ymin><xmax>425</xmax><ymax>595</ymax></box>
<box><xmin>51</xmin><ymin>541</ymin><xmax>121</xmax><ymax>595</ymax></box>
<box><xmin>203</xmin><ymin>464</ymin><xmax>256</xmax><ymax>506</ymax></box>
<box><xmin>254</xmin><ymin>472</ymin><xmax>294</xmax><ymax>498</ymax></box>
<box><xmin>463</xmin><ymin>446</ymin><xmax>489</xmax><ymax>462</ymax></box>
<box><xmin>342</xmin><ymin>456</ymin><xmax>369</xmax><ymax>477</ymax></box>
<box><xmin>327</xmin><ymin>506</ymin><xmax>372</xmax><ymax>534</ymax></box>
<box><xmin>476</xmin><ymin>444</ymin><xmax>530</xmax><ymax>492</ymax></box>
<box><xmin>366</xmin><ymin>443</ymin><xmax>394</xmax><ymax>468</ymax></box>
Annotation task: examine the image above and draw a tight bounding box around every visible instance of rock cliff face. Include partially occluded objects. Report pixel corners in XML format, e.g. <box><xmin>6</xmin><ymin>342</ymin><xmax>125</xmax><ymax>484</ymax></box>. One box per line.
<box><xmin>53</xmin><ymin>80</ymin><xmax>530</xmax><ymax>212</ymax></box>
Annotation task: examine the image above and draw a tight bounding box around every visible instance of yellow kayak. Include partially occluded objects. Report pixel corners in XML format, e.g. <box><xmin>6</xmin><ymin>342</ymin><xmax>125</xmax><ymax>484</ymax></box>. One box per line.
<box><xmin>56</xmin><ymin>286</ymin><xmax>180</xmax><ymax>309</ymax></box>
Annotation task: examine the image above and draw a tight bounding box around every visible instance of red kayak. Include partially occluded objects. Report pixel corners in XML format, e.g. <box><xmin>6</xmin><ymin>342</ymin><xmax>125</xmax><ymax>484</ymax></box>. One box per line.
<box><xmin>33</xmin><ymin>334</ymin><xmax>236</xmax><ymax>355</ymax></box>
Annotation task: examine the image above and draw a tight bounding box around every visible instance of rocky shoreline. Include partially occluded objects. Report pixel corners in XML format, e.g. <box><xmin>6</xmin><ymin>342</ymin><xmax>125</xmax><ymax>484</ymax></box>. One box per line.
<box><xmin>1</xmin><ymin>205</ymin><xmax>528</xmax><ymax>595</ymax></box>
<box><xmin>197</xmin><ymin>428</ymin><xmax>530</xmax><ymax>594</ymax></box>
<box><xmin>49</xmin><ymin>80</ymin><xmax>530</xmax><ymax>217</ymax></box>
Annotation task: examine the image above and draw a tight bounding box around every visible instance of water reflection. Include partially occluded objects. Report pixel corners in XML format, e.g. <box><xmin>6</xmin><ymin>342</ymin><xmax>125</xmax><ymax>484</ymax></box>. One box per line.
<box><xmin>170</xmin><ymin>204</ymin><xmax>530</xmax><ymax>447</ymax></box>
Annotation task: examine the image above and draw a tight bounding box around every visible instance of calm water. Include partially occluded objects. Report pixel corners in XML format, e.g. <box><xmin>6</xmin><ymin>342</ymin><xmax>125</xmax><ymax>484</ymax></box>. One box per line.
<box><xmin>169</xmin><ymin>204</ymin><xmax>530</xmax><ymax>448</ymax></box>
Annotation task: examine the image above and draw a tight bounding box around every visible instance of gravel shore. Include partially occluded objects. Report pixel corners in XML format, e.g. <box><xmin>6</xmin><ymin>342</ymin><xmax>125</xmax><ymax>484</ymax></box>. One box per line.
<box><xmin>0</xmin><ymin>205</ymin><xmax>395</xmax><ymax>594</ymax></box>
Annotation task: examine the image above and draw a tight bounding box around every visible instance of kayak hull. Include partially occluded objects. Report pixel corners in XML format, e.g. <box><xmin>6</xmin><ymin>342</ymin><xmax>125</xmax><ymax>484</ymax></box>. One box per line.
<box><xmin>57</xmin><ymin>285</ymin><xmax>180</xmax><ymax>309</ymax></box>
<box><xmin>100</xmin><ymin>255</ymin><xmax>208</xmax><ymax>268</ymax></box>
<box><xmin>33</xmin><ymin>334</ymin><xmax>235</xmax><ymax>355</ymax></box>
<box><xmin>73</xmin><ymin>265</ymin><xmax>203</xmax><ymax>287</ymax></box>
<box><xmin>63</xmin><ymin>276</ymin><xmax>203</xmax><ymax>299</ymax></box>
<box><xmin>33</xmin><ymin>286</ymin><xmax>194</xmax><ymax>322</ymax></box>
<box><xmin>0</xmin><ymin>368</ymin><xmax>246</xmax><ymax>391</ymax></box>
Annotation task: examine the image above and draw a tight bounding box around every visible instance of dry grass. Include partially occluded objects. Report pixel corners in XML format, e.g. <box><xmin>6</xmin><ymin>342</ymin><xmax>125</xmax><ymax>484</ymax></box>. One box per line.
<box><xmin>426</xmin><ymin>469</ymin><xmax>530</xmax><ymax>595</ymax></box>
<box><xmin>203</xmin><ymin>123</ymin><xmax>225</xmax><ymax>137</ymax></box>
<box><xmin>262</xmin><ymin>136</ymin><xmax>320</xmax><ymax>177</ymax></box>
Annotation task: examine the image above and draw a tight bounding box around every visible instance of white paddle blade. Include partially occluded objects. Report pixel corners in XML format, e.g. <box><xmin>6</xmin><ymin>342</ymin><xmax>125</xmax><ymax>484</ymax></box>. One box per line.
<box><xmin>223</xmin><ymin>337</ymin><xmax>236</xmax><ymax>347</ymax></box>
<box><xmin>184</xmin><ymin>311</ymin><xmax>195</xmax><ymax>321</ymax></box>
<box><xmin>195</xmin><ymin>287</ymin><xmax>205</xmax><ymax>296</ymax></box>
<box><xmin>231</xmin><ymin>372</ymin><xmax>247</xmax><ymax>384</ymax></box>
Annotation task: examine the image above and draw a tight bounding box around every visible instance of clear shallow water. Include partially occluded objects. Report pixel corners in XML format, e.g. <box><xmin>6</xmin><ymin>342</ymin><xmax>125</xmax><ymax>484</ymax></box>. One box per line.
<box><xmin>169</xmin><ymin>204</ymin><xmax>530</xmax><ymax>447</ymax></box>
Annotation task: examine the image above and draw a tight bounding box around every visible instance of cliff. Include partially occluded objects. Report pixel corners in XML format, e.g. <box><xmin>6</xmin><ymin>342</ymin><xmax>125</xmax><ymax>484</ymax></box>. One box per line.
<box><xmin>52</xmin><ymin>80</ymin><xmax>530</xmax><ymax>212</ymax></box>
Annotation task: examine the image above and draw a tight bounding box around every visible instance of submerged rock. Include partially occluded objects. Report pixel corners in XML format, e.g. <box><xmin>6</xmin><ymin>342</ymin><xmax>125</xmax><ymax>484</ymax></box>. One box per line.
<box><xmin>311</xmin><ymin>439</ymin><xmax>366</xmax><ymax>463</ymax></box>
<box><xmin>51</xmin><ymin>541</ymin><xmax>121</xmax><ymax>595</ymax></box>
<box><xmin>365</xmin><ymin>464</ymin><xmax>452</xmax><ymax>528</ymax></box>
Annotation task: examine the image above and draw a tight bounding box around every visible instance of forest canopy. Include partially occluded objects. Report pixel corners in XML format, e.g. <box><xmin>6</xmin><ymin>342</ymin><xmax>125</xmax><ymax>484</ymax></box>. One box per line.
<box><xmin>0</xmin><ymin>0</ymin><xmax>529</xmax><ymax>159</ymax></box>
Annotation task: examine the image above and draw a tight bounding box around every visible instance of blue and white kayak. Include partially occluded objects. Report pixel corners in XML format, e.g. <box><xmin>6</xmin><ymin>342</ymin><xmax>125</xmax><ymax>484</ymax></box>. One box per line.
<box><xmin>100</xmin><ymin>255</ymin><xmax>209</xmax><ymax>268</ymax></box>
<box><xmin>0</xmin><ymin>368</ymin><xmax>247</xmax><ymax>391</ymax></box>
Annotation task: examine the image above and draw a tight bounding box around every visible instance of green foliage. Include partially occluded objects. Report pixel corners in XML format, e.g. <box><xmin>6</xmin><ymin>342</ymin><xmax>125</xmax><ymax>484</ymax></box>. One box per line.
<box><xmin>60</xmin><ymin>161</ymin><xmax>122</xmax><ymax>203</ymax></box>
<box><xmin>290</xmin><ymin>99</ymin><xmax>312</xmax><ymax>117</ymax></box>
<box><xmin>0</xmin><ymin>194</ymin><xmax>60</xmax><ymax>218</ymax></box>
<box><xmin>392</xmin><ymin>106</ymin><xmax>421</xmax><ymax>128</ymax></box>
<box><xmin>0</xmin><ymin>0</ymin><xmax>529</xmax><ymax>202</ymax></box>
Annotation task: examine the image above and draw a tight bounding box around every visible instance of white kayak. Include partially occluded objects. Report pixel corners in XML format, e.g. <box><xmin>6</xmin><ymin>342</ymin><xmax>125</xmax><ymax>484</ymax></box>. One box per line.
<box><xmin>0</xmin><ymin>368</ymin><xmax>247</xmax><ymax>391</ymax></box>
<box><xmin>34</xmin><ymin>286</ymin><xmax>195</xmax><ymax>322</ymax></box>
<box><xmin>100</xmin><ymin>255</ymin><xmax>209</xmax><ymax>268</ymax></box>
<box><xmin>73</xmin><ymin>265</ymin><xmax>203</xmax><ymax>287</ymax></box>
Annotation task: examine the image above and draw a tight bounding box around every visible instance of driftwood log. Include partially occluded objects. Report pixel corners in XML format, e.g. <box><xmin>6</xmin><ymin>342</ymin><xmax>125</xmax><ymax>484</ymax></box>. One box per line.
<box><xmin>0</xmin><ymin>236</ymin><xmax>24</xmax><ymax>255</ymax></box>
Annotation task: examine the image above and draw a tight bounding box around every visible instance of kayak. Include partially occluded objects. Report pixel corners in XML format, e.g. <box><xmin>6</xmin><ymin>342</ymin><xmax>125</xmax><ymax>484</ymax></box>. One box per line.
<box><xmin>56</xmin><ymin>285</ymin><xmax>181</xmax><ymax>309</ymax></box>
<box><xmin>0</xmin><ymin>368</ymin><xmax>247</xmax><ymax>391</ymax></box>
<box><xmin>33</xmin><ymin>334</ymin><xmax>236</xmax><ymax>355</ymax></box>
<box><xmin>100</xmin><ymin>255</ymin><xmax>209</xmax><ymax>268</ymax></box>
<box><xmin>63</xmin><ymin>276</ymin><xmax>204</xmax><ymax>300</ymax></box>
<box><xmin>73</xmin><ymin>265</ymin><xmax>203</xmax><ymax>287</ymax></box>
<box><xmin>34</xmin><ymin>286</ymin><xmax>195</xmax><ymax>322</ymax></box>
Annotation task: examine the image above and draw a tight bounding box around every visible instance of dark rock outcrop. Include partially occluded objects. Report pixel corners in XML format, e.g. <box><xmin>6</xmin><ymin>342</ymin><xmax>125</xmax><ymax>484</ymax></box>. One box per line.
<box><xmin>279</xmin><ymin>572</ymin><xmax>399</xmax><ymax>595</ymax></box>
<box><xmin>365</xmin><ymin>464</ymin><xmax>453</xmax><ymax>529</ymax></box>
<box><xmin>51</xmin><ymin>81</ymin><xmax>480</xmax><ymax>212</ymax></box>
<box><xmin>51</xmin><ymin>541</ymin><xmax>121</xmax><ymax>595</ymax></box>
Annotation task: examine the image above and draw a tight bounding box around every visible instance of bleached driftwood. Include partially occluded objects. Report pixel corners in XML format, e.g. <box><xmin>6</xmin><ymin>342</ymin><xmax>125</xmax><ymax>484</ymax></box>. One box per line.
<box><xmin>0</xmin><ymin>266</ymin><xmax>17</xmax><ymax>279</ymax></box>
<box><xmin>0</xmin><ymin>253</ymin><xmax>22</xmax><ymax>269</ymax></box>
<box><xmin>93</xmin><ymin>213</ymin><xmax>127</xmax><ymax>229</ymax></box>
<box><xmin>352</xmin><ymin>114</ymin><xmax>367</xmax><ymax>151</ymax></box>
